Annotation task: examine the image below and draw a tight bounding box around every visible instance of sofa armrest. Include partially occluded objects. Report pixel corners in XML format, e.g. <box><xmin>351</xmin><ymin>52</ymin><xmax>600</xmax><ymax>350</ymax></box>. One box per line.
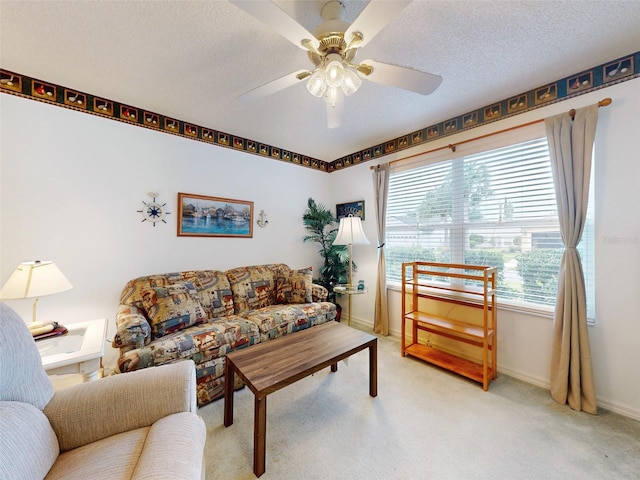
<box><xmin>312</xmin><ymin>283</ymin><xmax>328</xmax><ymax>302</ymax></box>
<box><xmin>112</xmin><ymin>304</ymin><xmax>151</xmax><ymax>351</ymax></box>
<box><xmin>44</xmin><ymin>360</ymin><xmax>197</xmax><ymax>452</ymax></box>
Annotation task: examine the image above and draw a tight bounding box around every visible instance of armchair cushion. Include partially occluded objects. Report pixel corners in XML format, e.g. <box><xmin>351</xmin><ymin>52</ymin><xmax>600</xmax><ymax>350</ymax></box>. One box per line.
<box><xmin>44</xmin><ymin>360</ymin><xmax>198</xmax><ymax>452</ymax></box>
<box><xmin>129</xmin><ymin>412</ymin><xmax>205</xmax><ymax>480</ymax></box>
<box><xmin>0</xmin><ymin>303</ymin><xmax>54</xmax><ymax>408</ymax></box>
<box><xmin>0</xmin><ymin>401</ymin><xmax>59</xmax><ymax>480</ymax></box>
<box><xmin>44</xmin><ymin>412</ymin><xmax>205</xmax><ymax>480</ymax></box>
<box><xmin>140</xmin><ymin>281</ymin><xmax>207</xmax><ymax>338</ymax></box>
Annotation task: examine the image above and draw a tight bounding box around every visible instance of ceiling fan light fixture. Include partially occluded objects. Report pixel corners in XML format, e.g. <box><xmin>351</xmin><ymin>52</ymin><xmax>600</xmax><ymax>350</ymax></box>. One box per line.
<box><xmin>341</xmin><ymin>67</ymin><xmax>362</xmax><ymax>95</ymax></box>
<box><xmin>307</xmin><ymin>69</ymin><xmax>328</xmax><ymax>97</ymax></box>
<box><xmin>325</xmin><ymin>59</ymin><xmax>345</xmax><ymax>88</ymax></box>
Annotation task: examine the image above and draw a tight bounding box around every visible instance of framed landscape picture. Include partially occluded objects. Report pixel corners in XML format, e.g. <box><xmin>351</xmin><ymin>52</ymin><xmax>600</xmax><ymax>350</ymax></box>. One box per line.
<box><xmin>336</xmin><ymin>200</ymin><xmax>365</xmax><ymax>220</ymax></box>
<box><xmin>177</xmin><ymin>193</ymin><xmax>253</xmax><ymax>238</ymax></box>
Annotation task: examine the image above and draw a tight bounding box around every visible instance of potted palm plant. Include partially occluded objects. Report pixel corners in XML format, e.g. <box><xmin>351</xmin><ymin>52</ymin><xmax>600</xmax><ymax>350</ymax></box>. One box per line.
<box><xmin>302</xmin><ymin>198</ymin><xmax>353</xmax><ymax>306</ymax></box>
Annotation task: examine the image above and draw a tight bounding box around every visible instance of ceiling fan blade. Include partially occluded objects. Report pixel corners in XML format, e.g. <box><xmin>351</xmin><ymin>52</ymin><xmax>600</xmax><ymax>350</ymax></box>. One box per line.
<box><xmin>238</xmin><ymin>69</ymin><xmax>310</xmax><ymax>102</ymax></box>
<box><xmin>326</xmin><ymin>90</ymin><xmax>344</xmax><ymax>129</ymax></box>
<box><xmin>359</xmin><ymin>59</ymin><xmax>442</xmax><ymax>95</ymax></box>
<box><xmin>345</xmin><ymin>0</ymin><xmax>412</xmax><ymax>47</ymax></box>
<box><xmin>228</xmin><ymin>1</ymin><xmax>320</xmax><ymax>52</ymax></box>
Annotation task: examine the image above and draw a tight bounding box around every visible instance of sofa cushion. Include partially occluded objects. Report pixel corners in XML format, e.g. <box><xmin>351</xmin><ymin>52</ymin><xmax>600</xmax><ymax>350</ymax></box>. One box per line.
<box><xmin>117</xmin><ymin>316</ymin><xmax>261</xmax><ymax>373</ymax></box>
<box><xmin>140</xmin><ymin>282</ymin><xmax>207</xmax><ymax>338</ymax></box>
<box><xmin>241</xmin><ymin>302</ymin><xmax>336</xmax><ymax>341</ymax></box>
<box><xmin>120</xmin><ymin>273</ymin><xmax>187</xmax><ymax>308</ymax></box>
<box><xmin>0</xmin><ymin>401</ymin><xmax>59</xmax><ymax>480</ymax></box>
<box><xmin>119</xmin><ymin>270</ymin><xmax>233</xmax><ymax>313</ymax></box>
<box><xmin>275</xmin><ymin>267</ymin><xmax>313</xmax><ymax>304</ymax></box>
<box><xmin>184</xmin><ymin>270</ymin><xmax>234</xmax><ymax>318</ymax></box>
<box><xmin>226</xmin><ymin>265</ymin><xmax>277</xmax><ymax>314</ymax></box>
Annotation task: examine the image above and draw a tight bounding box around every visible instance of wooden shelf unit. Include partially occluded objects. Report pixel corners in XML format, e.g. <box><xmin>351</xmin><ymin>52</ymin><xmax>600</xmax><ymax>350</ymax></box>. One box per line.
<box><xmin>401</xmin><ymin>261</ymin><xmax>497</xmax><ymax>390</ymax></box>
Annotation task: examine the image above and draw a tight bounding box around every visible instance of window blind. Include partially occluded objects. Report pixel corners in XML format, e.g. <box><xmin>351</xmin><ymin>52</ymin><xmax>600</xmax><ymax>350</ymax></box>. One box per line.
<box><xmin>386</xmin><ymin>137</ymin><xmax>595</xmax><ymax>319</ymax></box>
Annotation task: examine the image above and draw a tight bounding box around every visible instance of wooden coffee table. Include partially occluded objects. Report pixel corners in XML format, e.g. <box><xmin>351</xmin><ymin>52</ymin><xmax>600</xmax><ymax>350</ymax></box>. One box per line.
<box><xmin>224</xmin><ymin>321</ymin><xmax>377</xmax><ymax>477</ymax></box>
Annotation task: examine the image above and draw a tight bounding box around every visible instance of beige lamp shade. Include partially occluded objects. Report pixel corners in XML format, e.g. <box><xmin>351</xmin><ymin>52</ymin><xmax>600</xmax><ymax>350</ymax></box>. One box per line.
<box><xmin>1</xmin><ymin>261</ymin><xmax>73</xmax><ymax>323</ymax></box>
<box><xmin>333</xmin><ymin>215</ymin><xmax>370</xmax><ymax>246</ymax></box>
<box><xmin>1</xmin><ymin>261</ymin><xmax>73</xmax><ymax>299</ymax></box>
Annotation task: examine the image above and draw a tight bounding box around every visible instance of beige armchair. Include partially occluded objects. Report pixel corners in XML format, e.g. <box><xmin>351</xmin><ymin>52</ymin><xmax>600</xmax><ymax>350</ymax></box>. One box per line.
<box><xmin>0</xmin><ymin>303</ymin><xmax>206</xmax><ymax>480</ymax></box>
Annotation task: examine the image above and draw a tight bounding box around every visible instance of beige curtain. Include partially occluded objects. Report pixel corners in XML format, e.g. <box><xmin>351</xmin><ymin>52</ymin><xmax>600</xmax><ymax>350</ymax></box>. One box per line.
<box><xmin>544</xmin><ymin>104</ymin><xmax>598</xmax><ymax>414</ymax></box>
<box><xmin>372</xmin><ymin>163</ymin><xmax>390</xmax><ymax>335</ymax></box>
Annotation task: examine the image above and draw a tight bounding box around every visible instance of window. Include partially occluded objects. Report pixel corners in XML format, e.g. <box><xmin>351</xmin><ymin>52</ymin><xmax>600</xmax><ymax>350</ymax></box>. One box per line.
<box><xmin>385</xmin><ymin>134</ymin><xmax>595</xmax><ymax>319</ymax></box>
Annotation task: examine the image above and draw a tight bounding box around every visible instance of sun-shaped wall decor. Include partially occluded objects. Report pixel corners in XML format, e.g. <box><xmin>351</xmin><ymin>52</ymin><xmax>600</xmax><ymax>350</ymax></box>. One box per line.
<box><xmin>137</xmin><ymin>192</ymin><xmax>170</xmax><ymax>226</ymax></box>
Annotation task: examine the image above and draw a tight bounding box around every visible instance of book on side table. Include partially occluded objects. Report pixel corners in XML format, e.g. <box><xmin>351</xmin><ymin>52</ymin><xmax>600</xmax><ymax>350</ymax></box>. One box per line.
<box><xmin>29</xmin><ymin>321</ymin><xmax>68</xmax><ymax>341</ymax></box>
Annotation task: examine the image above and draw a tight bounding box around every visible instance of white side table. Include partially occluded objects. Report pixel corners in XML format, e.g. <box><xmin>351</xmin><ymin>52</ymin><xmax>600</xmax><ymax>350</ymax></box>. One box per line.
<box><xmin>37</xmin><ymin>318</ymin><xmax>107</xmax><ymax>382</ymax></box>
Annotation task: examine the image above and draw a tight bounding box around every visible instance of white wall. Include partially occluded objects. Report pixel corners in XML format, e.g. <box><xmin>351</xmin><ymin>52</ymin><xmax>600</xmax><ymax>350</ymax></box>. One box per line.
<box><xmin>0</xmin><ymin>94</ymin><xmax>331</xmax><ymax>367</ymax></box>
<box><xmin>2</xmin><ymin>78</ymin><xmax>638</xmax><ymax>420</ymax></box>
<box><xmin>330</xmin><ymin>78</ymin><xmax>640</xmax><ymax>420</ymax></box>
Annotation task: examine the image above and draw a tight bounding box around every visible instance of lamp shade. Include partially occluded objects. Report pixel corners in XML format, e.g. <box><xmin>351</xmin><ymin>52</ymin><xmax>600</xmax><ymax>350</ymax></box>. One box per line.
<box><xmin>341</xmin><ymin>67</ymin><xmax>362</xmax><ymax>96</ymax></box>
<box><xmin>333</xmin><ymin>216</ymin><xmax>370</xmax><ymax>246</ymax></box>
<box><xmin>307</xmin><ymin>69</ymin><xmax>328</xmax><ymax>97</ymax></box>
<box><xmin>0</xmin><ymin>260</ymin><xmax>73</xmax><ymax>299</ymax></box>
<box><xmin>325</xmin><ymin>59</ymin><xmax>345</xmax><ymax>88</ymax></box>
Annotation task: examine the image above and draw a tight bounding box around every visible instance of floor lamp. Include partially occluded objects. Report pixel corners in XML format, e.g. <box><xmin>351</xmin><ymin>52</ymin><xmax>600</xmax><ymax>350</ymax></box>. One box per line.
<box><xmin>333</xmin><ymin>215</ymin><xmax>369</xmax><ymax>326</ymax></box>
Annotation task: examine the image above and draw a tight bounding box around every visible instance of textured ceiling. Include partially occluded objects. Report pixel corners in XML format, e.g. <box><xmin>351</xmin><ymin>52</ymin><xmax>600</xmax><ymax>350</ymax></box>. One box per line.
<box><xmin>1</xmin><ymin>0</ymin><xmax>639</xmax><ymax>162</ymax></box>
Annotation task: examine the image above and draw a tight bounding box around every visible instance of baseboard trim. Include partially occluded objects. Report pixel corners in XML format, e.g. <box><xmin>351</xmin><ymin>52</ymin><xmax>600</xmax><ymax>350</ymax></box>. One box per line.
<box><xmin>595</xmin><ymin>398</ymin><xmax>640</xmax><ymax>422</ymax></box>
<box><xmin>497</xmin><ymin>366</ymin><xmax>549</xmax><ymax>390</ymax></box>
<box><xmin>350</xmin><ymin>316</ymin><xmax>402</xmax><ymax>340</ymax></box>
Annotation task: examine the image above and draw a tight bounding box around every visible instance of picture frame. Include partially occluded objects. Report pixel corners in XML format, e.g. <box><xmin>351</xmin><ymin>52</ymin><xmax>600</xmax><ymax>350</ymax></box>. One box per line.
<box><xmin>177</xmin><ymin>193</ymin><xmax>253</xmax><ymax>238</ymax></box>
<box><xmin>336</xmin><ymin>200</ymin><xmax>365</xmax><ymax>220</ymax></box>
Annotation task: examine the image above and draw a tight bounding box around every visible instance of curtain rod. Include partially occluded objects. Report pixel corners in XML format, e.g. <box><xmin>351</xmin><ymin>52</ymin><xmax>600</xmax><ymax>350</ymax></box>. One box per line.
<box><xmin>370</xmin><ymin>98</ymin><xmax>612</xmax><ymax>170</ymax></box>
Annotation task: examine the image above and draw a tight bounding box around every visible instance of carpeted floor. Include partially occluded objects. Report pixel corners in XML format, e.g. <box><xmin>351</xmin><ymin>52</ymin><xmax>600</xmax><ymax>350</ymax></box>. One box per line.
<box><xmin>198</xmin><ymin>332</ymin><xmax>640</xmax><ymax>479</ymax></box>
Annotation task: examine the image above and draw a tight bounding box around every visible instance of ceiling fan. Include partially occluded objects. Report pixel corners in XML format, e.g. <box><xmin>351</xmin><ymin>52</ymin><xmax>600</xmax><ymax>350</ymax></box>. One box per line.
<box><xmin>230</xmin><ymin>0</ymin><xmax>442</xmax><ymax>128</ymax></box>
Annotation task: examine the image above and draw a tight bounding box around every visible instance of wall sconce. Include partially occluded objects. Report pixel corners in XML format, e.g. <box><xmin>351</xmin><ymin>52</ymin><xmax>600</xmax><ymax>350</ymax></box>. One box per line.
<box><xmin>257</xmin><ymin>210</ymin><xmax>268</xmax><ymax>228</ymax></box>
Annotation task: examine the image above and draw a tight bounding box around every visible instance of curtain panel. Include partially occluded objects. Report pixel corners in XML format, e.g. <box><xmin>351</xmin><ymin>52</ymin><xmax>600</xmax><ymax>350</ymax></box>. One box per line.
<box><xmin>372</xmin><ymin>163</ymin><xmax>390</xmax><ymax>335</ymax></box>
<box><xmin>544</xmin><ymin>104</ymin><xmax>598</xmax><ymax>414</ymax></box>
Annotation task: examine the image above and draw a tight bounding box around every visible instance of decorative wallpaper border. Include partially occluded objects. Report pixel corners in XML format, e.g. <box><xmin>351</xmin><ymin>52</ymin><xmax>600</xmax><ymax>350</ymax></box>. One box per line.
<box><xmin>0</xmin><ymin>69</ymin><xmax>329</xmax><ymax>172</ymax></box>
<box><xmin>328</xmin><ymin>51</ymin><xmax>639</xmax><ymax>172</ymax></box>
<box><xmin>1</xmin><ymin>50</ymin><xmax>638</xmax><ymax>173</ymax></box>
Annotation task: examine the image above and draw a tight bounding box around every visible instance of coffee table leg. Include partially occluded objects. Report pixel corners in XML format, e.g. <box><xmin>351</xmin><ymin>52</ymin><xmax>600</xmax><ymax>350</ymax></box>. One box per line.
<box><xmin>369</xmin><ymin>340</ymin><xmax>378</xmax><ymax>397</ymax></box>
<box><xmin>331</xmin><ymin>362</ymin><xmax>338</xmax><ymax>372</ymax></box>
<box><xmin>224</xmin><ymin>360</ymin><xmax>234</xmax><ymax>427</ymax></box>
<box><xmin>254</xmin><ymin>395</ymin><xmax>267</xmax><ymax>477</ymax></box>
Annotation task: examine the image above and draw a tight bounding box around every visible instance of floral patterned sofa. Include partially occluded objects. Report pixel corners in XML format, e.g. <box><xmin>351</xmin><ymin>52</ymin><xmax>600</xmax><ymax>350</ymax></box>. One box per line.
<box><xmin>112</xmin><ymin>264</ymin><xmax>337</xmax><ymax>406</ymax></box>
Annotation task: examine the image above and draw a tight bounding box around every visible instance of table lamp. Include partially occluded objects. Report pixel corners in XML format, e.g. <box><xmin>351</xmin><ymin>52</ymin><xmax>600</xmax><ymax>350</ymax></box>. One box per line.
<box><xmin>0</xmin><ymin>260</ymin><xmax>73</xmax><ymax>323</ymax></box>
